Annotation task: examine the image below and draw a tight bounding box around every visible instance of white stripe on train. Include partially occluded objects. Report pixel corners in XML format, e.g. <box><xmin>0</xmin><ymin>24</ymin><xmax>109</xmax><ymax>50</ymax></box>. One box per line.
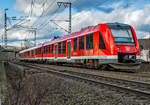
<box><xmin>19</xmin><ymin>55</ymin><xmax>141</xmax><ymax>60</ymax></box>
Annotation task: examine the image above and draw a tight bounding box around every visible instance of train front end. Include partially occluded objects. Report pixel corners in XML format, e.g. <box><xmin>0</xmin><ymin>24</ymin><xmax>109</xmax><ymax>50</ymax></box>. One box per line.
<box><xmin>107</xmin><ymin>23</ymin><xmax>141</xmax><ymax>70</ymax></box>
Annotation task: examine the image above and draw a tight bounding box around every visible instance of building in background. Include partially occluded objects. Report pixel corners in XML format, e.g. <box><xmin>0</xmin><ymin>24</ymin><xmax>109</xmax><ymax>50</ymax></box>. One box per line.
<box><xmin>138</xmin><ymin>38</ymin><xmax>150</xmax><ymax>62</ymax></box>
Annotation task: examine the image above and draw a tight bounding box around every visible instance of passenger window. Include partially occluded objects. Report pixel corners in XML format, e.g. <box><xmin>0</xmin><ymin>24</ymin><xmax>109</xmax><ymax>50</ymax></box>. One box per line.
<box><xmin>46</xmin><ymin>45</ymin><xmax>49</xmax><ymax>54</ymax></box>
<box><xmin>79</xmin><ymin>36</ymin><xmax>84</xmax><ymax>50</ymax></box>
<box><xmin>49</xmin><ymin>45</ymin><xmax>51</xmax><ymax>53</ymax></box>
<box><xmin>37</xmin><ymin>48</ymin><xmax>39</xmax><ymax>55</ymax></box>
<box><xmin>37</xmin><ymin>48</ymin><xmax>41</xmax><ymax>55</ymax></box>
<box><xmin>39</xmin><ymin>48</ymin><xmax>41</xmax><ymax>54</ymax></box>
<box><xmin>51</xmin><ymin>44</ymin><xmax>53</xmax><ymax>53</ymax></box>
<box><xmin>99</xmin><ymin>32</ymin><xmax>106</xmax><ymax>49</ymax></box>
<box><xmin>31</xmin><ymin>50</ymin><xmax>34</xmax><ymax>56</ymax></box>
<box><xmin>27</xmin><ymin>51</ymin><xmax>30</xmax><ymax>56</ymax></box>
<box><xmin>58</xmin><ymin>42</ymin><xmax>61</xmax><ymax>54</ymax></box>
<box><xmin>62</xmin><ymin>41</ymin><xmax>66</xmax><ymax>54</ymax></box>
<box><xmin>35</xmin><ymin>49</ymin><xmax>37</xmax><ymax>55</ymax></box>
<box><xmin>74</xmin><ymin>38</ymin><xmax>77</xmax><ymax>51</ymax></box>
<box><xmin>86</xmin><ymin>34</ymin><xmax>93</xmax><ymax>49</ymax></box>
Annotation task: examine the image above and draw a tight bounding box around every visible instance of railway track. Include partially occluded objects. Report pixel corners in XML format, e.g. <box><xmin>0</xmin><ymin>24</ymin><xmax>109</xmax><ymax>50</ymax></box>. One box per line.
<box><xmin>44</xmin><ymin>63</ymin><xmax>150</xmax><ymax>79</ymax></box>
<box><xmin>12</xmin><ymin>62</ymin><xmax>150</xmax><ymax>102</ymax></box>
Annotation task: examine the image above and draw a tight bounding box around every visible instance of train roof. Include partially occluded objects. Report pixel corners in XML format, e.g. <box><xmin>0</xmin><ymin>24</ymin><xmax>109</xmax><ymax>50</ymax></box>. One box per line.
<box><xmin>19</xmin><ymin>44</ymin><xmax>42</xmax><ymax>53</ymax></box>
<box><xmin>106</xmin><ymin>22</ymin><xmax>129</xmax><ymax>26</ymax></box>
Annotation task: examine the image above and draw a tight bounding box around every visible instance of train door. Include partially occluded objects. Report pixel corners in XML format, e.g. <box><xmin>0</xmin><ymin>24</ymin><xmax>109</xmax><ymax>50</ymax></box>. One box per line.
<box><xmin>41</xmin><ymin>45</ymin><xmax>44</xmax><ymax>61</ymax></box>
<box><xmin>55</xmin><ymin>44</ymin><xmax>57</xmax><ymax>58</ymax></box>
<box><xmin>67</xmin><ymin>40</ymin><xmax>71</xmax><ymax>59</ymax></box>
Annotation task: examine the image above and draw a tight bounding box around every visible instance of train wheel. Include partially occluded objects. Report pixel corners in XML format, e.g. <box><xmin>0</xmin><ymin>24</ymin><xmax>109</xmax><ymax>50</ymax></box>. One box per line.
<box><xmin>99</xmin><ymin>65</ymin><xmax>107</xmax><ymax>70</ymax></box>
<box><xmin>56</xmin><ymin>62</ymin><xmax>63</xmax><ymax>66</ymax></box>
<box><xmin>85</xmin><ymin>59</ymin><xmax>93</xmax><ymax>69</ymax></box>
<box><xmin>94</xmin><ymin>59</ymin><xmax>99</xmax><ymax>69</ymax></box>
<box><xmin>85</xmin><ymin>59</ymin><xmax>99</xmax><ymax>69</ymax></box>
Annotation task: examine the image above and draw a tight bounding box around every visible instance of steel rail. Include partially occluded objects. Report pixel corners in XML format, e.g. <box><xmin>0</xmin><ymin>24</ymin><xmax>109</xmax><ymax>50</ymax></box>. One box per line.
<box><xmin>33</xmin><ymin>64</ymin><xmax>150</xmax><ymax>86</ymax></box>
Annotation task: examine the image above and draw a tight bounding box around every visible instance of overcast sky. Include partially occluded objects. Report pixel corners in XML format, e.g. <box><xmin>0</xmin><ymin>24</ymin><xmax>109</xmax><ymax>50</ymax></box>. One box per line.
<box><xmin>0</xmin><ymin>0</ymin><xmax>150</xmax><ymax>47</ymax></box>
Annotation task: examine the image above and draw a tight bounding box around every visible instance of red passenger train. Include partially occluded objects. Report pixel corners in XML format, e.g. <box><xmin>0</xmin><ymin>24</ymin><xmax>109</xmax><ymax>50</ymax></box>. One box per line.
<box><xmin>19</xmin><ymin>23</ymin><xmax>141</xmax><ymax>70</ymax></box>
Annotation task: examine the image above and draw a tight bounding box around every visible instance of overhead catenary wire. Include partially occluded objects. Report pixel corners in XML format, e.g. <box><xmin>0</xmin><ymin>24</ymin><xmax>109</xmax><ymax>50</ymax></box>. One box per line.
<box><xmin>50</xmin><ymin>20</ymin><xmax>69</xmax><ymax>33</ymax></box>
<box><xmin>18</xmin><ymin>0</ymin><xmax>58</xmax><ymax>46</ymax></box>
<box><xmin>30</xmin><ymin>0</ymin><xmax>71</xmax><ymax>36</ymax></box>
<box><xmin>7</xmin><ymin>18</ymin><xmax>12</xmax><ymax>26</ymax></box>
<box><xmin>36</xmin><ymin>8</ymin><xmax>62</xmax><ymax>30</ymax></box>
<box><xmin>28</xmin><ymin>0</ymin><xmax>48</xmax><ymax>27</ymax></box>
<box><xmin>32</xmin><ymin>0</ymin><xmax>72</xmax><ymax>30</ymax></box>
<box><xmin>22</xmin><ymin>0</ymin><xmax>71</xmax><ymax>45</ymax></box>
<box><xmin>32</xmin><ymin>0</ymin><xmax>57</xmax><ymax>27</ymax></box>
<box><xmin>41</xmin><ymin>0</ymin><xmax>48</xmax><ymax>16</ymax></box>
<box><xmin>35</xmin><ymin>6</ymin><xmax>62</xmax><ymax>31</ymax></box>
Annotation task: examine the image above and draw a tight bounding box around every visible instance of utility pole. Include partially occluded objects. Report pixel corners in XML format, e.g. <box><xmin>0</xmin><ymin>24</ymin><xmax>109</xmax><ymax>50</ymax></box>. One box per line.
<box><xmin>69</xmin><ymin>2</ymin><xmax>71</xmax><ymax>34</ymax></box>
<box><xmin>1</xmin><ymin>34</ymin><xmax>3</xmax><ymax>46</ymax></box>
<box><xmin>4</xmin><ymin>8</ymin><xmax>8</xmax><ymax>47</ymax></box>
<box><xmin>57</xmin><ymin>2</ymin><xmax>72</xmax><ymax>34</ymax></box>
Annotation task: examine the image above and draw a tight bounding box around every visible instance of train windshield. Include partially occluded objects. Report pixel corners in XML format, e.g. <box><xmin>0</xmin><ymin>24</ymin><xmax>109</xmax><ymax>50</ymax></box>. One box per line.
<box><xmin>110</xmin><ymin>27</ymin><xmax>135</xmax><ymax>46</ymax></box>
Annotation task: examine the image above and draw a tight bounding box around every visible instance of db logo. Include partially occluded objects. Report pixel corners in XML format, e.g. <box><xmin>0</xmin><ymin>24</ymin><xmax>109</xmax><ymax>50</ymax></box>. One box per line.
<box><xmin>126</xmin><ymin>47</ymin><xmax>130</xmax><ymax>51</ymax></box>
